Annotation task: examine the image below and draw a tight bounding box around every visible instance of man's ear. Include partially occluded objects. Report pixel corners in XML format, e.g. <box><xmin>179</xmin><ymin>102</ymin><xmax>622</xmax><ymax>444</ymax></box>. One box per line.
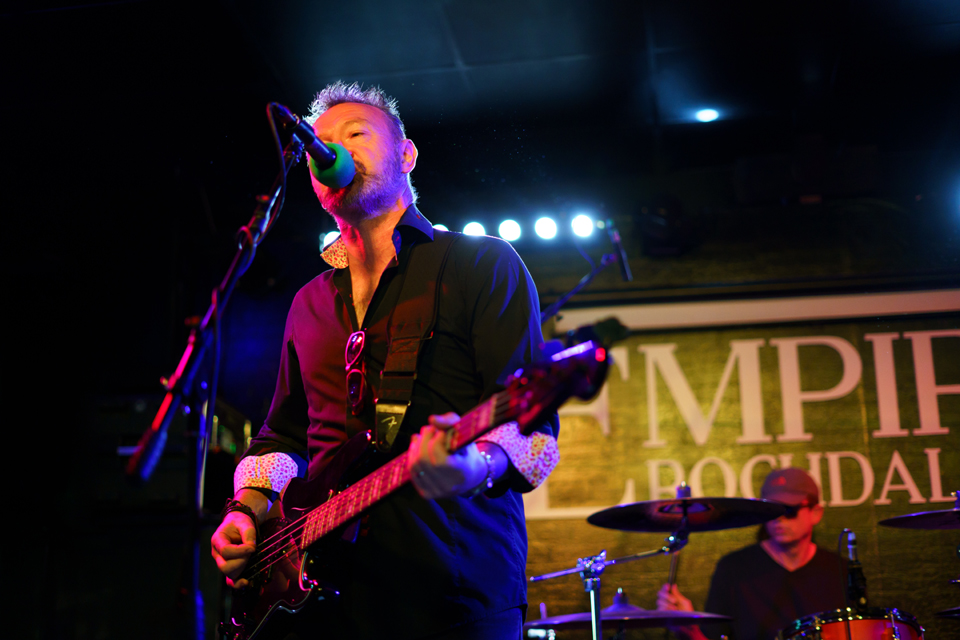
<box><xmin>400</xmin><ymin>138</ymin><xmax>418</xmax><ymax>174</ymax></box>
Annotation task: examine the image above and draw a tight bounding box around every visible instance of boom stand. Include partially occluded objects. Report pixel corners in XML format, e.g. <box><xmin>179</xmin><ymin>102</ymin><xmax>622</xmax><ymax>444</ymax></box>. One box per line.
<box><xmin>126</xmin><ymin>135</ymin><xmax>305</xmax><ymax>639</ymax></box>
<box><xmin>529</xmin><ymin>522</ymin><xmax>690</xmax><ymax>640</ymax></box>
<box><xmin>540</xmin><ymin>253</ymin><xmax>617</xmax><ymax>324</ymax></box>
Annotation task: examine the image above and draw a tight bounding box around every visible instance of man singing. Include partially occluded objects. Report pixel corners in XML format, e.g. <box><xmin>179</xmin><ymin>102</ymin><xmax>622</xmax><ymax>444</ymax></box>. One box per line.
<box><xmin>211</xmin><ymin>81</ymin><xmax>559</xmax><ymax>639</ymax></box>
<box><xmin>658</xmin><ymin>468</ymin><xmax>846</xmax><ymax>640</ymax></box>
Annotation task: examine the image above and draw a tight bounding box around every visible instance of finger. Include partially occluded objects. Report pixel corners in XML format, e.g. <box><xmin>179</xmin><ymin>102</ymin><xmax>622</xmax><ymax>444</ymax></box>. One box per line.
<box><xmin>428</xmin><ymin>412</ymin><xmax>459</xmax><ymax>430</ymax></box>
<box><xmin>211</xmin><ymin>529</ymin><xmax>233</xmax><ymax>557</ymax></box>
<box><xmin>219</xmin><ymin>543</ymin><xmax>256</xmax><ymax>560</ymax></box>
<box><xmin>416</xmin><ymin>427</ymin><xmax>436</xmax><ymax>463</ymax></box>
<box><xmin>428</xmin><ymin>427</ymin><xmax>449</xmax><ymax>463</ymax></box>
<box><xmin>215</xmin><ymin>553</ymin><xmax>249</xmax><ymax>580</ymax></box>
<box><xmin>408</xmin><ymin>433</ymin><xmax>422</xmax><ymax>471</ymax></box>
<box><xmin>413</xmin><ymin>430</ymin><xmax>435</xmax><ymax>469</ymax></box>
<box><xmin>225</xmin><ymin>576</ymin><xmax>249</xmax><ymax>590</ymax></box>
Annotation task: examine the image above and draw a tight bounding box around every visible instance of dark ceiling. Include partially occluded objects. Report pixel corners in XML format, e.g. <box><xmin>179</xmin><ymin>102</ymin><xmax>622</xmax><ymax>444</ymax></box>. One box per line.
<box><xmin>7</xmin><ymin>0</ymin><xmax>960</xmax><ymax>162</ymax></box>
<box><xmin>224</xmin><ymin>0</ymin><xmax>960</xmax><ymax>135</ymax></box>
<box><xmin>4</xmin><ymin>0</ymin><xmax>960</xmax><ymax>398</ymax></box>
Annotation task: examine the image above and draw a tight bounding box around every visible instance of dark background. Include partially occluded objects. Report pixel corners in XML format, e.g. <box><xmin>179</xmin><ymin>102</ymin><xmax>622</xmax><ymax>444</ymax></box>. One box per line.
<box><xmin>4</xmin><ymin>1</ymin><xmax>958</xmax><ymax>638</ymax></box>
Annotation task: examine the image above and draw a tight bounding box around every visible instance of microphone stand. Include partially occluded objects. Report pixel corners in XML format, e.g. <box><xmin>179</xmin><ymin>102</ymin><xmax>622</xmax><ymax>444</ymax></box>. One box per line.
<box><xmin>540</xmin><ymin>253</ymin><xmax>618</xmax><ymax>324</ymax></box>
<box><xmin>540</xmin><ymin>221</ymin><xmax>632</xmax><ymax>325</ymax></box>
<box><xmin>529</xmin><ymin>525</ymin><xmax>689</xmax><ymax>640</ymax></box>
<box><xmin>126</xmin><ymin>133</ymin><xmax>305</xmax><ymax>639</ymax></box>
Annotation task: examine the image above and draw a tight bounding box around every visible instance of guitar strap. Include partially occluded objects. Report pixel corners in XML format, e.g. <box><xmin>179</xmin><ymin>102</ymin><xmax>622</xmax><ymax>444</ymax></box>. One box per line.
<box><xmin>373</xmin><ymin>230</ymin><xmax>460</xmax><ymax>452</ymax></box>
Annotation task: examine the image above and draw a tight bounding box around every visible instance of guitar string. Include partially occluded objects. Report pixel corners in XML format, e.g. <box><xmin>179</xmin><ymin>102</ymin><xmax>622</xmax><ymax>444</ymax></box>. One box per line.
<box><xmin>242</xmin><ymin>454</ymin><xmax>407</xmax><ymax>578</ymax></box>
<box><xmin>243</xmin><ymin>387</ymin><xmax>511</xmax><ymax>573</ymax></box>
<box><xmin>241</xmin><ymin>374</ymin><xmax>569</xmax><ymax>581</ymax></box>
<box><xmin>238</xmin><ymin>377</ymin><xmax>569</xmax><ymax>582</ymax></box>
<box><xmin>241</xmin><ymin>376</ymin><xmax>576</xmax><ymax>582</ymax></box>
<box><xmin>242</xmin><ymin>449</ymin><xmax>419</xmax><ymax>580</ymax></box>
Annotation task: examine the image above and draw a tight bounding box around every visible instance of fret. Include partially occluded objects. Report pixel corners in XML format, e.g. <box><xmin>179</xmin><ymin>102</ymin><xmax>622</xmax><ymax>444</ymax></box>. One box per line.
<box><xmin>299</xmin><ymin>516</ymin><xmax>309</xmax><ymax>549</ymax></box>
<box><xmin>347</xmin><ymin>485</ymin><xmax>357</xmax><ymax>516</ymax></box>
<box><xmin>323</xmin><ymin>497</ymin><xmax>337</xmax><ymax>534</ymax></box>
<box><xmin>289</xmin><ymin>348</ymin><xmax>583</xmax><ymax>562</ymax></box>
<box><xmin>304</xmin><ymin>513</ymin><xmax>315</xmax><ymax>547</ymax></box>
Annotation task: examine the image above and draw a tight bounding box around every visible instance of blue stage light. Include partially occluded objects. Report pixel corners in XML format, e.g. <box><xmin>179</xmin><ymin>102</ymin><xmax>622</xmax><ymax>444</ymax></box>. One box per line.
<box><xmin>696</xmin><ymin>109</ymin><xmax>719</xmax><ymax>122</ymax></box>
<box><xmin>321</xmin><ymin>231</ymin><xmax>340</xmax><ymax>249</ymax></box>
<box><xmin>499</xmin><ymin>219</ymin><xmax>521</xmax><ymax>241</ymax></box>
<box><xmin>571</xmin><ymin>214</ymin><xmax>595</xmax><ymax>238</ymax></box>
<box><xmin>463</xmin><ymin>221</ymin><xmax>486</xmax><ymax>236</ymax></box>
<box><xmin>535</xmin><ymin>217</ymin><xmax>557</xmax><ymax>239</ymax></box>
<box><xmin>433</xmin><ymin>223</ymin><xmax>449</xmax><ymax>231</ymax></box>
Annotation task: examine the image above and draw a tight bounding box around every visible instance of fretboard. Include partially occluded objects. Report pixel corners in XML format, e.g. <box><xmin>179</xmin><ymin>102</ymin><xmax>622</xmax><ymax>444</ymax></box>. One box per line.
<box><xmin>298</xmin><ymin>387</ymin><xmax>511</xmax><ymax>549</ymax></box>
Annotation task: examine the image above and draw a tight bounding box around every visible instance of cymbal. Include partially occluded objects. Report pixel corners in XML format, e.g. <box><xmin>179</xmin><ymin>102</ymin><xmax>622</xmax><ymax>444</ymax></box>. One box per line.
<box><xmin>525</xmin><ymin>592</ymin><xmax>730</xmax><ymax>631</ymax></box>
<box><xmin>936</xmin><ymin>606</ymin><xmax>960</xmax><ymax>620</ymax></box>
<box><xmin>878</xmin><ymin>508</ymin><xmax>960</xmax><ymax>530</ymax></box>
<box><xmin>587</xmin><ymin>497</ymin><xmax>787</xmax><ymax>532</ymax></box>
<box><xmin>524</xmin><ymin>608</ymin><xmax>730</xmax><ymax>631</ymax></box>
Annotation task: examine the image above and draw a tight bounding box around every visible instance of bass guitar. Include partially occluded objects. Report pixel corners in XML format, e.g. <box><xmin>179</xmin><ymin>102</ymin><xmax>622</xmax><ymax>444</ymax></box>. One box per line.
<box><xmin>220</xmin><ymin>334</ymin><xmax>615</xmax><ymax>640</ymax></box>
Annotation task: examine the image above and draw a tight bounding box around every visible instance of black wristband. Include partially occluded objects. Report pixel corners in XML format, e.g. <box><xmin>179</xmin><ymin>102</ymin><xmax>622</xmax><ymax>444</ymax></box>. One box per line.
<box><xmin>222</xmin><ymin>498</ymin><xmax>260</xmax><ymax>543</ymax></box>
<box><xmin>465</xmin><ymin>449</ymin><xmax>496</xmax><ymax>498</ymax></box>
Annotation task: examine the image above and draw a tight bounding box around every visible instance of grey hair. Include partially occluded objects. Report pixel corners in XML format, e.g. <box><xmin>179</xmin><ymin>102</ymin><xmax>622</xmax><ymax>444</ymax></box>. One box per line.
<box><xmin>305</xmin><ymin>81</ymin><xmax>417</xmax><ymax>204</ymax></box>
<box><xmin>305</xmin><ymin>81</ymin><xmax>406</xmax><ymax>141</ymax></box>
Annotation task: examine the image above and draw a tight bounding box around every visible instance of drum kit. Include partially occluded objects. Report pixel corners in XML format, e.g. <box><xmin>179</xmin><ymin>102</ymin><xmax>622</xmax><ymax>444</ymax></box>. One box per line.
<box><xmin>525</xmin><ymin>487</ymin><xmax>960</xmax><ymax>640</ymax></box>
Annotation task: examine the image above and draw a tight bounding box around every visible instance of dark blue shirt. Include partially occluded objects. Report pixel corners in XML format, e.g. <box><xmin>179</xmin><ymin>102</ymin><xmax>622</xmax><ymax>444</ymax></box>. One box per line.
<box><xmin>246</xmin><ymin>205</ymin><xmax>558</xmax><ymax>638</ymax></box>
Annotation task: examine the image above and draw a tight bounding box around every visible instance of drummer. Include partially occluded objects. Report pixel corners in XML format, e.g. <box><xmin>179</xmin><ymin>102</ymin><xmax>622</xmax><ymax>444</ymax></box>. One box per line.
<box><xmin>657</xmin><ymin>468</ymin><xmax>847</xmax><ymax>640</ymax></box>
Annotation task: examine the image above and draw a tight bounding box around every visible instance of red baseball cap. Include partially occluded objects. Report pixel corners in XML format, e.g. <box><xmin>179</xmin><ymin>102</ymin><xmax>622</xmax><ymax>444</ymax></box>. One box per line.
<box><xmin>760</xmin><ymin>468</ymin><xmax>819</xmax><ymax>506</ymax></box>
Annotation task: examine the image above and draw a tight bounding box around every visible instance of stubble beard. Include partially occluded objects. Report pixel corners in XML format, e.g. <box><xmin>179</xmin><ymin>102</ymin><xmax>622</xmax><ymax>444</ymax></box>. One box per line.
<box><xmin>321</xmin><ymin>153</ymin><xmax>406</xmax><ymax>226</ymax></box>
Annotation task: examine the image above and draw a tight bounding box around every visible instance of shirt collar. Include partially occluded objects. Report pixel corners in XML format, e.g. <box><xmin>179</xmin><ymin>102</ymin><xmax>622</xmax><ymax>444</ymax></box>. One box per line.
<box><xmin>320</xmin><ymin>205</ymin><xmax>434</xmax><ymax>269</ymax></box>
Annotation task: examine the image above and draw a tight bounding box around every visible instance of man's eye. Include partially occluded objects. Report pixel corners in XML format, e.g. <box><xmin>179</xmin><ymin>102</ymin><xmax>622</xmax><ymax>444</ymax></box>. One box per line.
<box><xmin>350</xmin><ymin>131</ymin><xmax>364</xmax><ymax>138</ymax></box>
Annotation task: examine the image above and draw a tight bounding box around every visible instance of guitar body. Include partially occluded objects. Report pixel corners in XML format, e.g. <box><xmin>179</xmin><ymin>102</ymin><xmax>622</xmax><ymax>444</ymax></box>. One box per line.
<box><xmin>221</xmin><ymin>431</ymin><xmax>377</xmax><ymax>640</ymax></box>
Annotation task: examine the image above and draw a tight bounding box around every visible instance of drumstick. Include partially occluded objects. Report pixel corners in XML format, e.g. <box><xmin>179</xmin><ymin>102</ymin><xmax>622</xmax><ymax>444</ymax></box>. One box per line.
<box><xmin>664</xmin><ymin>550</ymin><xmax>682</xmax><ymax>640</ymax></box>
<box><xmin>667</xmin><ymin>550</ymin><xmax>681</xmax><ymax>586</ymax></box>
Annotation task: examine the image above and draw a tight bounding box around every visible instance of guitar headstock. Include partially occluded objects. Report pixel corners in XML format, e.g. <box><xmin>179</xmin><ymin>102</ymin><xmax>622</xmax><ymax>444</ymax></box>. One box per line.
<box><xmin>502</xmin><ymin>317</ymin><xmax>627</xmax><ymax>434</ymax></box>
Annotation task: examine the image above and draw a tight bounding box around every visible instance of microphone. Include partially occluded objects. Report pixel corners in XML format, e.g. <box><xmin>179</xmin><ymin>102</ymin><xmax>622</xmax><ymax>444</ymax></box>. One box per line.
<box><xmin>269</xmin><ymin>103</ymin><xmax>356</xmax><ymax>189</ymax></box>
<box><xmin>605</xmin><ymin>220</ymin><xmax>633</xmax><ymax>282</ymax></box>
<box><xmin>845</xmin><ymin>530</ymin><xmax>868</xmax><ymax>611</ymax></box>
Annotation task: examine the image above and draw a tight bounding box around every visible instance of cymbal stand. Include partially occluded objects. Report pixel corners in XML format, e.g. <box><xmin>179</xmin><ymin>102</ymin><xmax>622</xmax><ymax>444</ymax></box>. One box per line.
<box><xmin>529</xmin><ymin>517</ymin><xmax>690</xmax><ymax>640</ymax></box>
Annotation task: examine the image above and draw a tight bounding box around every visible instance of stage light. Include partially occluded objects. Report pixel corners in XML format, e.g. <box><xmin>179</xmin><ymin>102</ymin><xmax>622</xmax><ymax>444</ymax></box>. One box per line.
<box><xmin>571</xmin><ymin>214</ymin><xmax>595</xmax><ymax>238</ymax></box>
<box><xmin>535</xmin><ymin>217</ymin><xmax>557</xmax><ymax>239</ymax></box>
<box><xmin>696</xmin><ymin>109</ymin><xmax>719</xmax><ymax>122</ymax></box>
<box><xmin>498</xmin><ymin>219</ymin><xmax>521</xmax><ymax>241</ymax></box>
<box><xmin>433</xmin><ymin>223</ymin><xmax>449</xmax><ymax>231</ymax></box>
<box><xmin>321</xmin><ymin>231</ymin><xmax>340</xmax><ymax>249</ymax></box>
<box><xmin>463</xmin><ymin>221</ymin><xmax>485</xmax><ymax>236</ymax></box>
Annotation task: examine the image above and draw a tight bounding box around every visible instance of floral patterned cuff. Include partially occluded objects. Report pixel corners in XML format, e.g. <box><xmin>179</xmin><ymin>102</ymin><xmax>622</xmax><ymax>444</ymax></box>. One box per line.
<box><xmin>477</xmin><ymin>422</ymin><xmax>559</xmax><ymax>488</ymax></box>
<box><xmin>233</xmin><ymin>452</ymin><xmax>300</xmax><ymax>494</ymax></box>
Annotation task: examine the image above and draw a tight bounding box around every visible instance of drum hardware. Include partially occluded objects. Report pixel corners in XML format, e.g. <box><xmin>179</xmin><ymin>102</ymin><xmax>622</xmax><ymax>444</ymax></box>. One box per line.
<box><xmin>527</xmin><ymin>526</ymin><xmax>688</xmax><ymax>640</ymax></box>
<box><xmin>523</xmin><ymin>587</ymin><xmax>731</xmax><ymax>639</ymax></box>
<box><xmin>777</xmin><ymin>607</ymin><xmax>923</xmax><ymax>639</ymax></box>
<box><xmin>837</xmin><ymin>529</ymin><xmax>868</xmax><ymax>640</ymax></box>
<box><xmin>528</xmin><ymin>484</ymin><xmax>692</xmax><ymax>640</ymax></box>
<box><xmin>935</xmin><ymin>606</ymin><xmax>960</xmax><ymax>620</ymax></box>
<box><xmin>528</xmin><ymin>485</ymin><xmax>784</xmax><ymax>639</ymax></box>
<box><xmin>663</xmin><ymin>538</ymin><xmax>682</xmax><ymax>640</ymax></box>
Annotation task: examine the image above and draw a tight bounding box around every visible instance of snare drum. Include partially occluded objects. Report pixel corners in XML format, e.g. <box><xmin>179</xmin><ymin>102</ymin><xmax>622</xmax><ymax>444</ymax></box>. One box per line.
<box><xmin>779</xmin><ymin>607</ymin><xmax>923</xmax><ymax>639</ymax></box>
